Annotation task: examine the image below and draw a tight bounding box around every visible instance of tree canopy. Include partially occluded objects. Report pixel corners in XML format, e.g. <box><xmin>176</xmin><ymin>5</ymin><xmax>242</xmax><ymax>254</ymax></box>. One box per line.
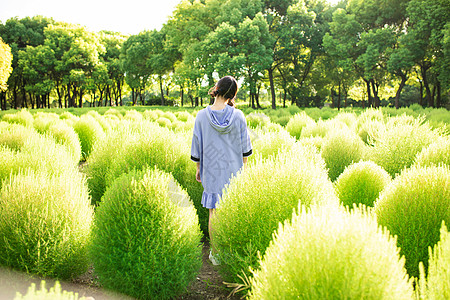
<box><xmin>0</xmin><ymin>0</ymin><xmax>448</xmax><ymax>110</ymax></box>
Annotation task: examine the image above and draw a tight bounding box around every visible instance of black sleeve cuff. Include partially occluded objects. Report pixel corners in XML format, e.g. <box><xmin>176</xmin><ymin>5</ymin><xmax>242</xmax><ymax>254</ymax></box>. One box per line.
<box><xmin>191</xmin><ymin>155</ymin><xmax>200</xmax><ymax>162</ymax></box>
<box><xmin>243</xmin><ymin>149</ymin><xmax>253</xmax><ymax>157</ymax></box>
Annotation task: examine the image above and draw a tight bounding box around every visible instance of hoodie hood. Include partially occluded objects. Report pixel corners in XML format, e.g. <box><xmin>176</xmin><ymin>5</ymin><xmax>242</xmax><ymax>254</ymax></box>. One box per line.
<box><xmin>206</xmin><ymin>105</ymin><xmax>236</xmax><ymax>133</ymax></box>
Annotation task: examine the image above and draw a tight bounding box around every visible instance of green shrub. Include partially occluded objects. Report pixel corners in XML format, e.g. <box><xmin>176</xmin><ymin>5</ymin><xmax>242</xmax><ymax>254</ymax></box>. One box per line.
<box><xmin>15</xmin><ymin>281</ymin><xmax>89</xmax><ymax>300</ymax></box>
<box><xmin>85</xmin><ymin>120</ymin><xmax>207</xmax><ymax>233</ymax></box>
<box><xmin>285</xmin><ymin>112</ymin><xmax>315</xmax><ymax>139</ymax></box>
<box><xmin>104</xmin><ymin>108</ymin><xmax>123</xmax><ymax>119</ymax></box>
<box><xmin>0</xmin><ymin>131</ymin><xmax>76</xmax><ymax>188</ymax></box>
<box><xmin>374</xmin><ymin>165</ymin><xmax>450</xmax><ymax>278</ymax></box>
<box><xmin>90</xmin><ymin>168</ymin><xmax>202</xmax><ymax>300</ymax></box>
<box><xmin>335</xmin><ymin>161</ymin><xmax>391</xmax><ymax>207</ymax></box>
<box><xmin>0</xmin><ymin>169</ymin><xmax>93</xmax><ymax>279</ymax></box>
<box><xmin>73</xmin><ymin>115</ymin><xmax>105</xmax><ymax>160</ymax></box>
<box><xmin>143</xmin><ymin>109</ymin><xmax>163</xmax><ymax>121</ymax></box>
<box><xmin>287</xmin><ymin>105</ymin><xmax>301</xmax><ymax>115</ymax></box>
<box><xmin>33</xmin><ymin>112</ymin><xmax>59</xmax><ymax>134</ymax></box>
<box><xmin>333</xmin><ymin>111</ymin><xmax>358</xmax><ymax>129</ymax></box>
<box><xmin>156</xmin><ymin>117</ymin><xmax>172</xmax><ymax>128</ymax></box>
<box><xmin>414</xmin><ymin>136</ymin><xmax>450</xmax><ymax>167</ymax></box>
<box><xmin>357</xmin><ymin>119</ymin><xmax>385</xmax><ymax>144</ymax></box>
<box><xmin>59</xmin><ymin>112</ymin><xmax>78</xmax><ymax>122</ymax></box>
<box><xmin>162</xmin><ymin>111</ymin><xmax>177</xmax><ymax>123</ymax></box>
<box><xmin>300</xmin><ymin>119</ymin><xmax>329</xmax><ymax>138</ymax></box>
<box><xmin>249</xmin><ymin>205</ymin><xmax>414</xmax><ymax>300</ymax></box>
<box><xmin>246</xmin><ymin>112</ymin><xmax>271</xmax><ymax>129</ymax></box>
<box><xmin>248</xmin><ymin>129</ymin><xmax>296</xmax><ymax>165</ymax></box>
<box><xmin>368</xmin><ymin>118</ymin><xmax>441</xmax><ymax>177</ymax></box>
<box><xmin>321</xmin><ymin>128</ymin><xmax>366</xmax><ymax>181</ymax></box>
<box><xmin>0</xmin><ymin>123</ymin><xmax>36</xmax><ymax>152</ymax></box>
<box><xmin>211</xmin><ymin>144</ymin><xmax>338</xmax><ymax>283</ymax></box>
<box><xmin>272</xmin><ymin>115</ymin><xmax>291</xmax><ymax>126</ymax></box>
<box><xmin>1</xmin><ymin>109</ymin><xmax>34</xmax><ymax>127</ymax></box>
<box><xmin>124</xmin><ymin>109</ymin><xmax>143</xmax><ymax>122</ymax></box>
<box><xmin>299</xmin><ymin>136</ymin><xmax>324</xmax><ymax>151</ymax></box>
<box><xmin>47</xmin><ymin>120</ymin><xmax>82</xmax><ymax>164</ymax></box>
<box><xmin>175</xmin><ymin>110</ymin><xmax>194</xmax><ymax>122</ymax></box>
<box><xmin>418</xmin><ymin>223</ymin><xmax>450</xmax><ymax>300</ymax></box>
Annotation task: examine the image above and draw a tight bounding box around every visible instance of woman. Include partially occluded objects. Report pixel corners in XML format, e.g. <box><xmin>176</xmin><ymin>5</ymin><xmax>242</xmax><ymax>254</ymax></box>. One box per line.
<box><xmin>191</xmin><ymin>75</ymin><xmax>252</xmax><ymax>265</ymax></box>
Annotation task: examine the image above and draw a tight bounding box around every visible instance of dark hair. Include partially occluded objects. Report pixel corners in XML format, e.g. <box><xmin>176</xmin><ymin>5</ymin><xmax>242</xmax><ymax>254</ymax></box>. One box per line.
<box><xmin>208</xmin><ymin>76</ymin><xmax>238</xmax><ymax>107</ymax></box>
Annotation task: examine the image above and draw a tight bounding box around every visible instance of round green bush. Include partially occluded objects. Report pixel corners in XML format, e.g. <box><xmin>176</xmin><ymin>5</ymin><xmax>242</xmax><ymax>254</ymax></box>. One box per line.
<box><xmin>0</xmin><ymin>169</ymin><xmax>93</xmax><ymax>279</ymax></box>
<box><xmin>0</xmin><ymin>130</ymin><xmax>76</xmax><ymax>189</ymax></box>
<box><xmin>59</xmin><ymin>111</ymin><xmax>78</xmax><ymax>122</ymax></box>
<box><xmin>285</xmin><ymin>112</ymin><xmax>315</xmax><ymax>139</ymax></box>
<box><xmin>0</xmin><ymin>123</ymin><xmax>36</xmax><ymax>152</ymax></box>
<box><xmin>162</xmin><ymin>111</ymin><xmax>177</xmax><ymax>123</ymax></box>
<box><xmin>104</xmin><ymin>108</ymin><xmax>124</xmax><ymax>119</ymax></box>
<box><xmin>1</xmin><ymin>109</ymin><xmax>34</xmax><ymax>127</ymax></box>
<box><xmin>175</xmin><ymin>110</ymin><xmax>194</xmax><ymax>122</ymax></box>
<box><xmin>85</xmin><ymin>120</ymin><xmax>207</xmax><ymax>233</ymax></box>
<box><xmin>368</xmin><ymin>119</ymin><xmax>440</xmax><ymax>177</ymax></box>
<box><xmin>374</xmin><ymin>165</ymin><xmax>450</xmax><ymax>278</ymax></box>
<box><xmin>249</xmin><ymin>205</ymin><xmax>414</xmax><ymax>300</ymax></box>
<box><xmin>211</xmin><ymin>144</ymin><xmax>338</xmax><ymax>283</ymax></box>
<box><xmin>414</xmin><ymin>136</ymin><xmax>450</xmax><ymax>167</ymax></box>
<box><xmin>335</xmin><ymin>161</ymin><xmax>391</xmax><ymax>207</ymax></box>
<box><xmin>73</xmin><ymin>115</ymin><xmax>105</xmax><ymax>160</ymax></box>
<box><xmin>300</xmin><ymin>119</ymin><xmax>330</xmax><ymax>138</ymax></box>
<box><xmin>124</xmin><ymin>109</ymin><xmax>143</xmax><ymax>122</ymax></box>
<box><xmin>246</xmin><ymin>112</ymin><xmax>271</xmax><ymax>129</ymax></box>
<box><xmin>418</xmin><ymin>223</ymin><xmax>450</xmax><ymax>300</ymax></box>
<box><xmin>156</xmin><ymin>117</ymin><xmax>172</xmax><ymax>128</ymax></box>
<box><xmin>247</xmin><ymin>128</ymin><xmax>296</xmax><ymax>165</ymax></box>
<box><xmin>357</xmin><ymin>119</ymin><xmax>385</xmax><ymax>145</ymax></box>
<box><xmin>333</xmin><ymin>111</ymin><xmax>358</xmax><ymax>129</ymax></box>
<box><xmin>33</xmin><ymin>112</ymin><xmax>59</xmax><ymax>134</ymax></box>
<box><xmin>47</xmin><ymin>120</ymin><xmax>82</xmax><ymax>164</ymax></box>
<box><xmin>321</xmin><ymin>128</ymin><xmax>366</xmax><ymax>181</ymax></box>
<box><xmin>90</xmin><ymin>167</ymin><xmax>202</xmax><ymax>300</ymax></box>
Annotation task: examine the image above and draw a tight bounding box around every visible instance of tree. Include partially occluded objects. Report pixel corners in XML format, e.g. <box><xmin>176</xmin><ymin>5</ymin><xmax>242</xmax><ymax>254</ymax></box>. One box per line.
<box><xmin>0</xmin><ymin>38</ymin><xmax>12</xmax><ymax>92</ymax></box>
<box><xmin>0</xmin><ymin>38</ymin><xmax>13</xmax><ymax>110</ymax></box>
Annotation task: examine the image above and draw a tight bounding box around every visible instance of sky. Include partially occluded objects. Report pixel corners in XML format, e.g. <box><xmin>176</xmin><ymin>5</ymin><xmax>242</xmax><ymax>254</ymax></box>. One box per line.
<box><xmin>0</xmin><ymin>0</ymin><xmax>341</xmax><ymax>35</ymax></box>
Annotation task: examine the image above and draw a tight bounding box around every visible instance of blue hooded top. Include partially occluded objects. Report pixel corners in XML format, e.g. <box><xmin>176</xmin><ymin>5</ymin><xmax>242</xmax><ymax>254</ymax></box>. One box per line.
<box><xmin>191</xmin><ymin>105</ymin><xmax>252</xmax><ymax>209</ymax></box>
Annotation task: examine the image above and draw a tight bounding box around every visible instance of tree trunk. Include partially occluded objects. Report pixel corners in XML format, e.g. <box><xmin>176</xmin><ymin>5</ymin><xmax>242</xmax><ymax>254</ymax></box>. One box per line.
<box><xmin>195</xmin><ymin>96</ymin><xmax>199</xmax><ymax>107</ymax></box>
<box><xmin>268</xmin><ymin>68</ymin><xmax>276</xmax><ymax>109</ymax></box>
<box><xmin>364</xmin><ymin>79</ymin><xmax>372</xmax><ymax>107</ymax></box>
<box><xmin>419</xmin><ymin>79</ymin><xmax>423</xmax><ymax>106</ymax></box>
<box><xmin>337</xmin><ymin>82</ymin><xmax>341</xmax><ymax>111</ymax></box>
<box><xmin>79</xmin><ymin>90</ymin><xmax>84</xmax><ymax>108</ymax></box>
<box><xmin>180</xmin><ymin>86</ymin><xmax>184</xmax><ymax>106</ymax></box>
<box><xmin>421</xmin><ymin>64</ymin><xmax>433</xmax><ymax>107</ymax></box>
<box><xmin>371</xmin><ymin>80</ymin><xmax>380</xmax><ymax>108</ymax></box>
<box><xmin>283</xmin><ymin>90</ymin><xmax>286</xmax><ymax>108</ymax></box>
<box><xmin>394</xmin><ymin>73</ymin><xmax>407</xmax><ymax>109</ymax></box>
<box><xmin>256</xmin><ymin>85</ymin><xmax>262</xmax><ymax>109</ymax></box>
<box><xmin>159</xmin><ymin>76</ymin><xmax>165</xmax><ymax>106</ymax></box>
<box><xmin>436</xmin><ymin>80</ymin><xmax>441</xmax><ymax>108</ymax></box>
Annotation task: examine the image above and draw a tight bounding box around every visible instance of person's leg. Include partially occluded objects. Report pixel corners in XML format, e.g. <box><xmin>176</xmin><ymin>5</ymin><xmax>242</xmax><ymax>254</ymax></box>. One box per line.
<box><xmin>208</xmin><ymin>208</ymin><xmax>220</xmax><ymax>265</ymax></box>
<box><xmin>208</xmin><ymin>208</ymin><xmax>215</xmax><ymax>248</ymax></box>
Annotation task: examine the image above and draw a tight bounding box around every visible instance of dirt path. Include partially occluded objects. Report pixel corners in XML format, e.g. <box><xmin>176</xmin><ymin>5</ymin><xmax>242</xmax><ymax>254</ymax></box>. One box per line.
<box><xmin>0</xmin><ymin>239</ymin><xmax>242</xmax><ymax>300</ymax></box>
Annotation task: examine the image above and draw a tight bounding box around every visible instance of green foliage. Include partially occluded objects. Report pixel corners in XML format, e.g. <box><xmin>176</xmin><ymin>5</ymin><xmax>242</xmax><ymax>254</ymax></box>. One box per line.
<box><xmin>418</xmin><ymin>223</ymin><xmax>450</xmax><ymax>300</ymax></box>
<box><xmin>15</xmin><ymin>281</ymin><xmax>88</xmax><ymax>300</ymax></box>
<box><xmin>90</xmin><ymin>168</ymin><xmax>202</xmax><ymax>300</ymax></box>
<box><xmin>0</xmin><ymin>122</ymin><xmax>36</xmax><ymax>151</ymax></box>
<box><xmin>414</xmin><ymin>136</ymin><xmax>450</xmax><ymax>167</ymax></box>
<box><xmin>124</xmin><ymin>109</ymin><xmax>143</xmax><ymax>122</ymax></box>
<box><xmin>0</xmin><ymin>37</ymin><xmax>12</xmax><ymax>91</ymax></box>
<box><xmin>368</xmin><ymin>117</ymin><xmax>441</xmax><ymax>177</ymax></box>
<box><xmin>247</xmin><ymin>128</ymin><xmax>296</xmax><ymax>165</ymax></box>
<box><xmin>249</xmin><ymin>205</ymin><xmax>414</xmax><ymax>300</ymax></box>
<box><xmin>0</xmin><ymin>169</ymin><xmax>93</xmax><ymax>279</ymax></box>
<box><xmin>2</xmin><ymin>109</ymin><xmax>34</xmax><ymax>127</ymax></box>
<box><xmin>156</xmin><ymin>117</ymin><xmax>172</xmax><ymax>128</ymax></box>
<box><xmin>85</xmin><ymin>120</ymin><xmax>207</xmax><ymax>233</ymax></box>
<box><xmin>47</xmin><ymin>120</ymin><xmax>82</xmax><ymax>164</ymax></box>
<box><xmin>321</xmin><ymin>128</ymin><xmax>366</xmax><ymax>181</ymax></box>
<box><xmin>0</xmin><ymin>127</ymin><xmax>76</xmax><ymax>189</ymax></box>
<box><xmin>72</xmin><ymin>115</ymin><xmax>105</xmax><ymax>160</ymax></box>
<box><xmin>335</xmin><ymin>161</ymin><xmax>391</xmax><ymax>207</ymax></box>
<box><xmin>246</xmin><ymin>112</ymin><xmax>271</xmax><ymax>129</ymax></box>
<box><xmin>285</xmin><ymin>112</ymin><xmax>315</xmax><ymax>139</ymax></box>
<box><xmin>211</xmin><ymin>144</ymin><xmax>338</xmax><ymax>283</ymax></box>
<box><xmin>375</xmin><ymin>165</ymin><xmax>450</xmax><ymax>278</ymax></box>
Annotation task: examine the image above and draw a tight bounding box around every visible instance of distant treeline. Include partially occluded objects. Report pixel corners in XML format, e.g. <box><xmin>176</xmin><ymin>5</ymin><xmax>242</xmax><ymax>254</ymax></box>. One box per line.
<box><xmin>0</xmin><ymin>0</ymin><xmax>448</xmax><ymax>110</ymax></box>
